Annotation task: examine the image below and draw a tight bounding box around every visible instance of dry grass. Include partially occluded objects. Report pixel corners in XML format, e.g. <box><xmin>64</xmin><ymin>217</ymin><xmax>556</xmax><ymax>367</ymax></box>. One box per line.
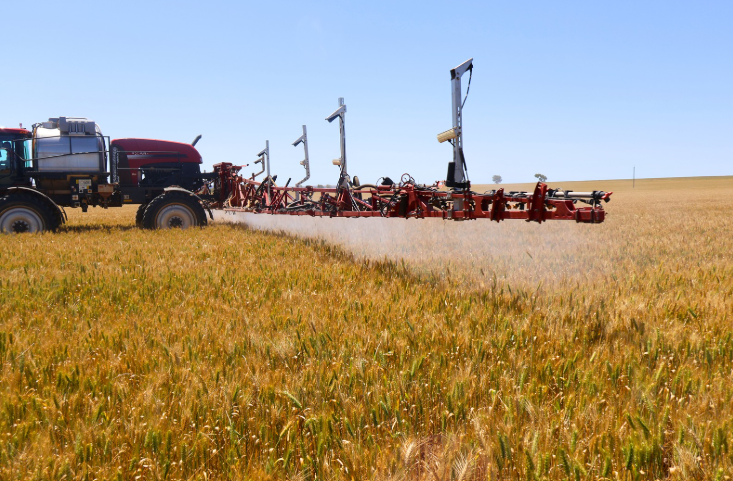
<box><xmin>1</xmin><ymin>176</ymin><xmax>732</xmax><ymax>481</ymax></box>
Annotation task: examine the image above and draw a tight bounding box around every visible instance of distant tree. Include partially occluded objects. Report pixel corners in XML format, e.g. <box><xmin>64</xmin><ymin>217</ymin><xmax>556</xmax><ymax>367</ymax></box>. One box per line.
<box><xmin>492</xmin><ymin>175</ymin><xmax>503</xmax><ymax>184</ymax></box>
<box><xmin>534</xmin><ymin>173</ymin><xmax>547</xmax><ymax>182</ymax></box>
<box><xmin>316</xmin><ymin>184</ymin><xmax>324</xmax><ymax>188</ymax></box>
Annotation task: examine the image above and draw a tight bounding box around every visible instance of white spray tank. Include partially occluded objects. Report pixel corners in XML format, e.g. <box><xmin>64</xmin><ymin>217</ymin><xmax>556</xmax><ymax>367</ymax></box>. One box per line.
<box><xmin>32</xmin><ymin>117</ymin><xmax>106</xmax><ymax>173</ymax></box>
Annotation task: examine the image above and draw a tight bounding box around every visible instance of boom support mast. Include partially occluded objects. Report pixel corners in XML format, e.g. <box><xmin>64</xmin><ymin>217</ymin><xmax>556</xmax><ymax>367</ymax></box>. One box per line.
<box><xmin>256</xmin><ymin>141</ymin><xmax>270</xmax><ymax>199</ymax></box>
<box><xmin>326</xmin><ymin>98</ymin><xmax>348</xmax><ymax>188</ymax></box>
<box><xmin>445</xmin><ymin>58</ymin><xmax>472</xmax><ymax>190</ymax></box>
<box><xmin>292</xmin><ymin>125</ymin><xmax>310</xmax><ymax>200</ymax></box>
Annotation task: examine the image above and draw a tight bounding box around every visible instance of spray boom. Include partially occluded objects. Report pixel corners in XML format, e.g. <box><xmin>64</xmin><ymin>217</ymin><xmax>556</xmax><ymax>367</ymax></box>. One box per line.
<box><xmin>209</xmin><ymin>59</ymin><xmax>611</xmax><ymax>224</ymax></box>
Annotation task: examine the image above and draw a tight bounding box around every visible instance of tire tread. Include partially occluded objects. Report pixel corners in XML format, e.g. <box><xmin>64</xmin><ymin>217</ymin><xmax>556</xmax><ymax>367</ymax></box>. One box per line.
<box><xmin>141</xmin><ymin>191</ymin><xmax>206</xmax><ymax>230</ymax></box>
<box><xmin>0</xmin><ymin>193</ymin><xmax>60</xmax><ymax>233</ymax></box>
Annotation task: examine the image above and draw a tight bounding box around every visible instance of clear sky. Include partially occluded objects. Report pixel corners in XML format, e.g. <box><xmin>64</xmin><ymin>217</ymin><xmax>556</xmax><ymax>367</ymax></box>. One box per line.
<box><xmin>3</xmin><ymin>1</ymin><xmax>731</xmax><ymax>185</ymax></box>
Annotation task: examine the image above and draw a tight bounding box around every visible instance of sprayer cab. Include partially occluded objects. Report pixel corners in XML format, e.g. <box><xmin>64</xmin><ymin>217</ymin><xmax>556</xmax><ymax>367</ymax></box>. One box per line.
<box><xmin>0</xmin><ymin>127</ymin><xmax>32</xmax><ymax>188</ymax></box>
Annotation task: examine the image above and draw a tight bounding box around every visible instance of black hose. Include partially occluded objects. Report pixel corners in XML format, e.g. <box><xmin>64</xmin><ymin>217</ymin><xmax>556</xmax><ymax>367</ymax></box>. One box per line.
<box><xmin>461</xmin><ymin>66</ymin><xmax>473</xmax><ymax>109</ymax></box>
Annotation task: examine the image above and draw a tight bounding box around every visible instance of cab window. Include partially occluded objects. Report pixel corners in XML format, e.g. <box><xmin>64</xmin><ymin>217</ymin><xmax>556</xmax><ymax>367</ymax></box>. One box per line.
<box><xmin>0</xmin><ymin>140</ymin><xmax>11</xmax><ymax>170</ymax></box>
<box><xmin>17</xmin><ymin>140</ymin><xmax>31</xmax><ymax>168</ymax></box>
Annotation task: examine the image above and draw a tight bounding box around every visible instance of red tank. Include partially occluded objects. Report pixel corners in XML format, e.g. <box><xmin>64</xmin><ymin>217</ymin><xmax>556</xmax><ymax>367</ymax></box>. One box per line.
<box><xmin>110</xmin><ymin>138</ymin><xmax>202</xmax><ymax>187</ymax></box>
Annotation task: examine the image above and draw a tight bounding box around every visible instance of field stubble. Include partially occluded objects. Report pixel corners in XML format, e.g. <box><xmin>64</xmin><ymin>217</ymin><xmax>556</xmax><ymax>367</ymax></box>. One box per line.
<box><xmin>0</xmin><ymin>176</ymin><xmax>732</xmax><ymax>480</ymax></box>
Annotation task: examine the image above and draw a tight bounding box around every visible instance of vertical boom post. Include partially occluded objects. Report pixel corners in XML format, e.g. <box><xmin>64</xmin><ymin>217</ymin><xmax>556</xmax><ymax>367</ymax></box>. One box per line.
<box><xmin>326</xmin><ymin>98</ymin><xmax>348</xmax><ymax>188</ymax></box>
<box><xmin>438</xmin><ymin>58</ymin><xmax>473</xmax><ymax>210</ymax></box>
<box><xmin>257</xmin><ymin>141</ymin><xmax>270</xmax><ymax>200</ymax></box>
<box><xmin>292</xmin><ymin>125</ymin><xmax>310</xmax><ymax>200</ymax></box>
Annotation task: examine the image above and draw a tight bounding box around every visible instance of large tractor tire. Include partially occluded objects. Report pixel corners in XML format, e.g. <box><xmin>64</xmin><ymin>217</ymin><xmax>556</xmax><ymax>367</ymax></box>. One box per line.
<box><xmin>0</xmin><ymin>193</ymin><xmax>60</xmax><ymax>233</ymax></box>
<box><xmin>135</xmin><ymin>202</ymin><xmax>148</xmax><ymax>227</ymax></box>
<box><xmin>141</xmin><ymin>191</ymin><xmax>207</xmax><ymax>230</ymax></box>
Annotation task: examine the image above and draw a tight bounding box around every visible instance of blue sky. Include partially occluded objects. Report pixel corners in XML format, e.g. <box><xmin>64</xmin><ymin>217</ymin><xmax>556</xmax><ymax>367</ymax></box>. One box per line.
<box><xmin>3</xmin><ymin>1</ymin><xmax>731</xmax><ymax>184</ymax></box>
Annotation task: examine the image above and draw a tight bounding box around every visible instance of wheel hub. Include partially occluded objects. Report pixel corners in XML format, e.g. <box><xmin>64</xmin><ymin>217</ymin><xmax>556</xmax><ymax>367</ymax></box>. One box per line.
<box><xmin>0</xmin><ymin>206</ymin><xmax>45</xmax><ymax>234</ymax></box>
<box><xmin>11</xmin><ymin>220</ymin><xmax>31</xmax><ymax>233</ymax></box>
<box><xmin>155</xmin><ymin>203</ymin><xmax>196</xmax><ymax>229</ymax></box>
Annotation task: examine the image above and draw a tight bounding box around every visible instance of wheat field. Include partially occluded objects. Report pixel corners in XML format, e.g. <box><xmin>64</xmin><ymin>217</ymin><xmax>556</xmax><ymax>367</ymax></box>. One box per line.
<box><xmin>1</xmin><ymin>176</ymin><xmax>731</xmax><ymax>480</ymax></box>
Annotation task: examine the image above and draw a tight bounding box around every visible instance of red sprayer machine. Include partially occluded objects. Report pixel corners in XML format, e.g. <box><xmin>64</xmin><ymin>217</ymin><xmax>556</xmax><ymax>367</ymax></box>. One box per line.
<box><xmin>0</xmin><ymin>58</ymin><xmax>610</xmax><ymax>234</ymax></box>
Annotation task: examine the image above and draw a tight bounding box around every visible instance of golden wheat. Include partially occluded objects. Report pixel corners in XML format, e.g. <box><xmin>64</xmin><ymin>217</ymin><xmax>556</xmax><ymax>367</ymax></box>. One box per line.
<box><xmin>0</xmin><ymin>176</ymin><xmax>731</xmax><ymax>480</ymax></box>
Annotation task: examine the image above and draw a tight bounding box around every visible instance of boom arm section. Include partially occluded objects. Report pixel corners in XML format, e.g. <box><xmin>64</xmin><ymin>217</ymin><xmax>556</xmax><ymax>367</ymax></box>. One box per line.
<box><xmin>211</xmin><ymin>162</ymin><xmax>610</xmax><ymax>223</ymax></box>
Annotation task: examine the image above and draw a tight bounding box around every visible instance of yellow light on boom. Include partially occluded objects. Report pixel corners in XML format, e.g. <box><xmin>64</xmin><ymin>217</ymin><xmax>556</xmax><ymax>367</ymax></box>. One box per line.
<box><xmin>437</xmin><ymin>128</ymin><xmax>457</xmax><ymax>143</ymax></box>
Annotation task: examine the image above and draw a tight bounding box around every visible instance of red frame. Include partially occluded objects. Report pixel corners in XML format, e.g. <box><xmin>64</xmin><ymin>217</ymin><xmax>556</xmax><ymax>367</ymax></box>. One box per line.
<box><xmin>210</xmin><ymin>163</ymin><xmax>611</xmax><ymax>224</ymax></box>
